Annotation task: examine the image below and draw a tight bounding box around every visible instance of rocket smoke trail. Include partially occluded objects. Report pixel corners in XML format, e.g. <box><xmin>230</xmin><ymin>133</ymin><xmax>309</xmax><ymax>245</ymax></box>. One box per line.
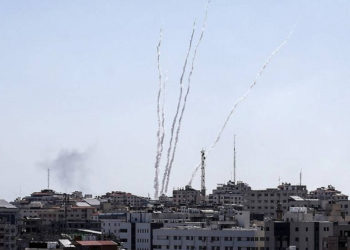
<box><xmin>164</xmin><ymin>3</ymin><xmax>209</xmax><ymax>194</ymax></box>
<box><xmin>160</xmin><ymin>24</ymin><xmax>196</xmax><ymax>195</ymax></box>
<box><xmin>154</xmin><ymin>30</ymin><xmax>166</xmax><ymax>199</ymax></box>
<box><xmin>188</xmin><ymin>29</ymin><xmax>294</xmax><ymax>186</ymax></box>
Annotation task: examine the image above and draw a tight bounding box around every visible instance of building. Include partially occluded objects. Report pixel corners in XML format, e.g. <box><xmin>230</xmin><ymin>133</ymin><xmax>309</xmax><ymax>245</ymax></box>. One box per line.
<box><xmin>16</xmin><ymin>200</ymin><xmax>99</xmax><ymax>246</ymax></box>
<box><xmin>152</xmin><ymin>226</ymin><xmax>265</xmax><ymax>249</ymax></box>
<box><xmin>101</xmin><ymin>212</ymin><xmax>162</xmax><ymax>250</ymax></box>
<box><xmin>265</xmin><ymin>207</ymin><xmax>335</xmax><ymax>249</ymax></box>
<box><xmin>209</xmin><ymin>181</ymin><xmax>251</xmax><ymax>206</ymax></box>
<box><xmin>308</xmin><ymin>185</ymin><xmax>348</xmax><ymax>201</ymax></box>
<box><xmin>101</xmin><ymin>191</ymin><xmax>150</xmax><ymax>208</ymax></box>
<box><xmin>307</xmin><ymin>185</ymin><xmax>350</xmax><ymax>217</ymax></box>
<box><xmin>173</xmin><ymin>186</ymin><xmax>201</xmax><ymax>206</ymax></box>
<box><xmin>245</xmin><ymin>183</ymin><xmax>308</xmax><ymax>219</ymax></box>
<box><xmin>0</xmin><ymin>199</ymin><xmax>18</xmax><ymax>250</ymax></box>
<box><xmin>288</xmin><ymin>196</ymin><xmax>321</xmax><ymax>211</ymax></box>
<box><xmin>265</xmin><ymin>219</ymin><xmax>334</xmax><ymax>250</ymax></box>
<box><xmin>100</xmin><ymin>213</ymin><xmax>127</xmax><ymax>239</ymax></box>
<box><xmin>323</xmin><ymin>222</ymin><xmax>350</xmax><ymax>250</ymax></box>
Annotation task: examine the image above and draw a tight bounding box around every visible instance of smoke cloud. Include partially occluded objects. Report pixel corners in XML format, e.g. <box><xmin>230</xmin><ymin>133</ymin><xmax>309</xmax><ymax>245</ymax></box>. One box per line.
<box><xmin>40</xmin><ymin>148</ymin><xmax>91</xmax><ymax>190</ymax></box>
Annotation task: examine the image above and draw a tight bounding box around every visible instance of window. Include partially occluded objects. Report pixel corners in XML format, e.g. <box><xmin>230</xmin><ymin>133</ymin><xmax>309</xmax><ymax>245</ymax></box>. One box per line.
<box><xmin>295</xmin><ymin>227</ymin><xmax>299</xmax><ymax>232</ymax></box>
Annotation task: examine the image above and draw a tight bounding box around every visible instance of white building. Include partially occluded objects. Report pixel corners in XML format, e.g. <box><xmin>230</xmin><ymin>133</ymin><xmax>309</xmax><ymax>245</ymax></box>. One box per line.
<box><xmin>153</xmin><ymin>226</ymin><xmax>264</xmax><ymax>249</ymax></box>
<box><xmin>100</xmin><ymin>212</ymin><xmax>157</xmax><ymax>250</ymax></box>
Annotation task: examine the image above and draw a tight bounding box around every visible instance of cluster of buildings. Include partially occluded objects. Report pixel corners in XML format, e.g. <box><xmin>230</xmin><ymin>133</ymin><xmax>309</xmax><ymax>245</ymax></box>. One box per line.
<box><xmin>1</xmin><ymin>181</ymin><xmax>350</xmax><ymax>249</ymax></box>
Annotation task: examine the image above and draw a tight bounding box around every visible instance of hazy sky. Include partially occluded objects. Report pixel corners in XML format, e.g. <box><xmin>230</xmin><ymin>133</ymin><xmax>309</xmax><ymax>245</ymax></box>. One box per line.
<box><xmin>1</xmin><ymin>1</ymin><xmax>350</xmax><ymax>201</ymax></box>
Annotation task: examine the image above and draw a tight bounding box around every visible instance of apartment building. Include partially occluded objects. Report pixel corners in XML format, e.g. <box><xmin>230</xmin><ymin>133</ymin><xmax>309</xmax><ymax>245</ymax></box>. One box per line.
<box><xmin>209</xmin><ymin>181</ymin><xmax>251</xmax><ymax>206</ymax></box>
<box><xmin>308</xmin><ymin>186</ymin><xmax>348</xmax><ymax>201</ymax></box>
<box><xmin>0</xmin><ymin>199</ymin><xmax>17</xmax><ymax>250</ymax></box>
<box><xmin>265</xmin><ymin>219</ymin><xmax>333</xmax><ymax>250</ymax></box>
<box><xmin>101</xmin><ymin>212</ymin><xmax>162</xmax><ymax>250</ymax></box>
<box><xmin>245</xmin><ymin>183</ymin><xmax>308</xmax><ymax>218</ymax></box>
<box><xmin>101</xmin><ymin>191</ymin><xmax>150</xmax><ymax>208</ymax></box>
<box><xmin>173</xmin><ymin>186</ymin><xmax>201</xmax><ymax>206</ymax></box>
<box><xmin>153</xmin><ymin>226</ymin><xmax>265</xmax><ymax>249</ymax></box>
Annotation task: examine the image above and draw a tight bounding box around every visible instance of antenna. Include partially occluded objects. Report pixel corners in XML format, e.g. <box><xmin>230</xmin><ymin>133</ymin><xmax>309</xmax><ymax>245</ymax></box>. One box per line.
<box><xmin>233</xmin><ymin>134</ymin><xmax>236</xmax><ymax>183</ymax></box>
<box><xmin>47</xmin><ymin>168</ymin><xmax>50</xmax><ymax>189</ymax></box>
<box><xmin>278</xmin><ymin>176</ymin><xmax>281</xmax><ymax>186</ymax></box>
<box><xmin>299</xmin><ymin>169</ymin><xmax>302</xmax><ymax>186</ymax></box>
<box><xmin>200</xmin><ymin>149</ymin><xmax>206</xmax><ymax>199</ymax></box>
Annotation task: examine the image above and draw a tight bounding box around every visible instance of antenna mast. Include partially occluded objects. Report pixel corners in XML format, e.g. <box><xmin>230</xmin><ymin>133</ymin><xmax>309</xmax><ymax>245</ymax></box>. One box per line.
<box><xmin>200</xmin><ymin>149</ymin><xmax>206</xmax><ymax>199</ymax></box>
<box><xmin>233</xmin><ymin>134</ymin><xmax>236</xmax><ymax>183</ymax></box>
<box><xmin>47</xmin><ymin>168</ymin><xmax>50</xmax><ymax>189</ymax></box>
<box><xmin>299</xmin><ymin>169</ymin><xmax>302</xmax><ymax>186</ymax></box>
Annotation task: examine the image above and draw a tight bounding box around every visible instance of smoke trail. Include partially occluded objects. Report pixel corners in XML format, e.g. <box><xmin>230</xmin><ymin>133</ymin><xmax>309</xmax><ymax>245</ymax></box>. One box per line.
<box><xmin>188</xmin><ymin>29</ymin><xmax>294</xmax><ymax>185</ymax></box>
<box><xmin>153</xmin><ymin>30</ymin><xmax>163</xmax><ymax>199</ymax></box>
<box><xmin>160</xmin><ymin>23</ymin><xmax>196</xmax><ymax>195</ymax></box>
<box><xmin>153</xmin><ymin>29</ymin><xmax>166</xmax><ymax>199</ymax></box>
<box><xmin>164</xmin><ymin>3</ymin><xmax>209</xmax><ymax>193</ymax></box>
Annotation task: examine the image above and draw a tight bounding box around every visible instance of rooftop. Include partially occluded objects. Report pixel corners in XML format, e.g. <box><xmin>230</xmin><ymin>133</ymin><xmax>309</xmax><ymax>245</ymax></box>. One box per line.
<box><xmin>76</xmin><ymin>241</ymin><xmax>117</xmax><ymax>246</ymax></box>
<box><xmin>0</xmin><ymin>199</ymin><xmax>17</xmax><ymax>209</ymax></box>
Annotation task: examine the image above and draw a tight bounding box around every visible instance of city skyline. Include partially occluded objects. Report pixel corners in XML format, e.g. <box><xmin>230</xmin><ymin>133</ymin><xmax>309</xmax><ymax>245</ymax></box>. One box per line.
<box><xmin>1</xmin><ymin>1</ymin><xmax>350</xmax><ymax>201</ymax></box>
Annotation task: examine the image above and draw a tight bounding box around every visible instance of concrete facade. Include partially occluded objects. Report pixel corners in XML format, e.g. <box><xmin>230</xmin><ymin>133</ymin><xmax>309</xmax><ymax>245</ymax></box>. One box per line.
<box><xmin>209</xmin><ymin>181</ymin><xmax>251</xmax><ymax>206</ymax></box>
<box><xmin>265</xmin><ymin>220</ymin><xmax>334</xmax><ymax>250</ymax></box>
<box><xmin>0</xmin><ymin>200</ymin><xmax>18</xmax><ymax>250</ymax></box>
<box><xmin>245</xmin><ymin>183</ymin><xmax>308</xmax><ymax>218</ymax></box>
<box><xmin>173</xmin><ymin>186</ymin><xmax>201</xmax><ymax>206</ymax></box>
<box><xmin>153</xmin><ymin>226</ymin><xmax>265</xmax><ymax>250</ymax></box>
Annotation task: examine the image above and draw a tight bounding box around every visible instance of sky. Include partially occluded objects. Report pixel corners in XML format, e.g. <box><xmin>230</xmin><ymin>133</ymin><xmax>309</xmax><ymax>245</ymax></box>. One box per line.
<box><xmin>1</xmin><ymin>1</ymin><xmax>350</xmax><ymax>201</ymax></box>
